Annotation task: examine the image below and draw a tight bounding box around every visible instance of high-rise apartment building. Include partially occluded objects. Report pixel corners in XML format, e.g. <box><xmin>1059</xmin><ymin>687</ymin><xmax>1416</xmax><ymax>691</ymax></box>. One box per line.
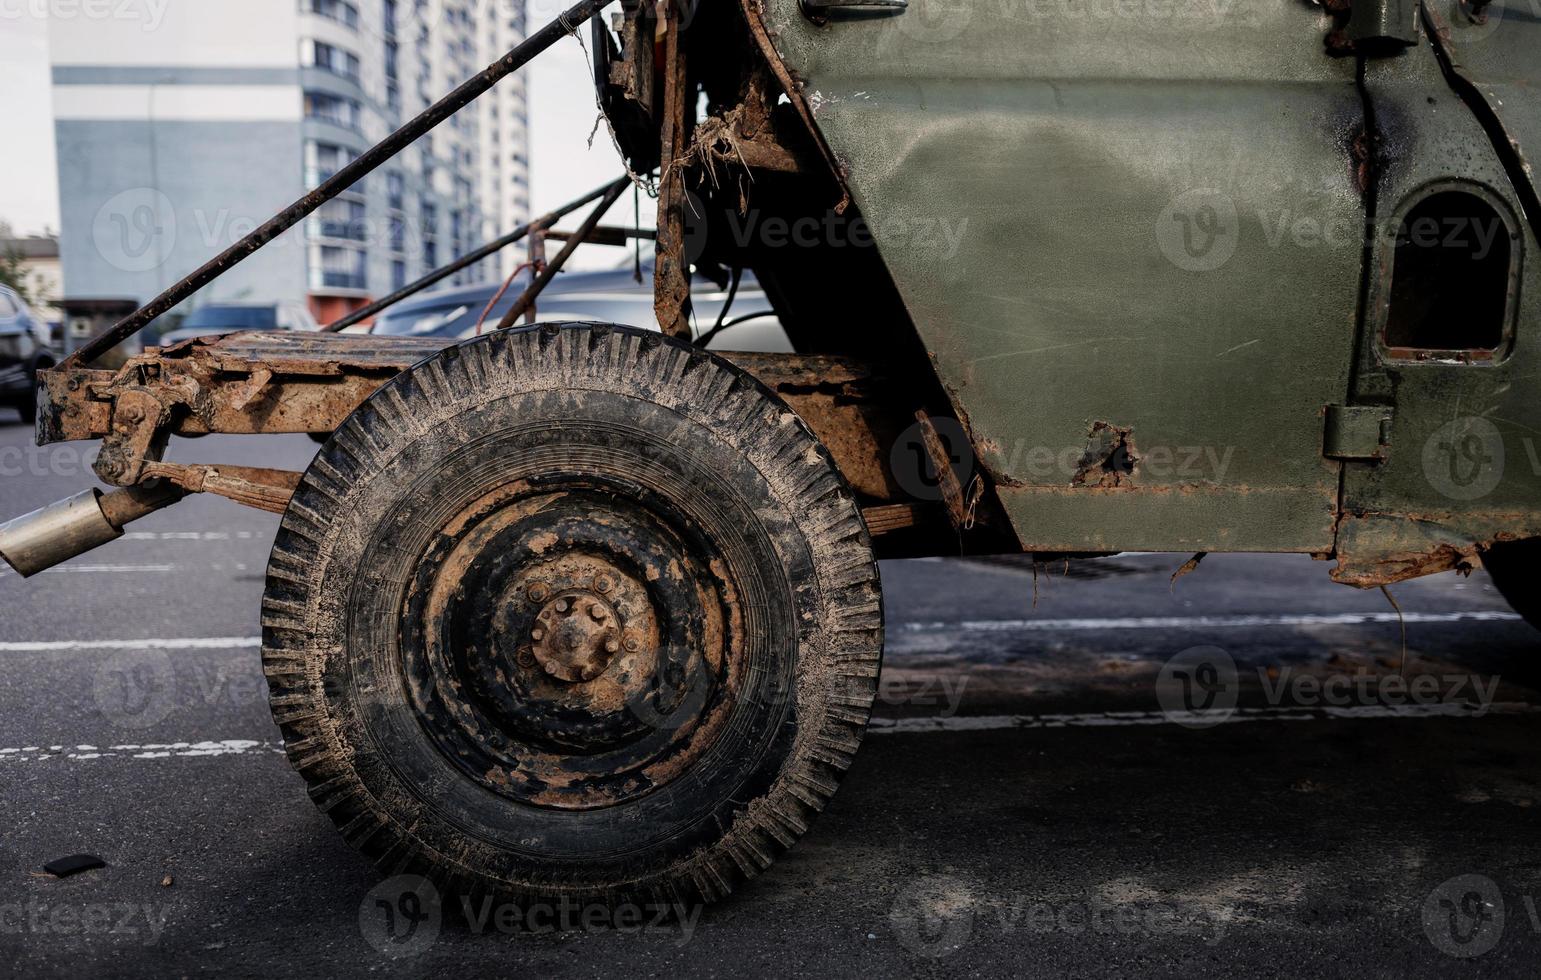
<box><xmin>50</xmin><ymin>0</ymin><xmax>530</xmax><ymax>323</ymax></box>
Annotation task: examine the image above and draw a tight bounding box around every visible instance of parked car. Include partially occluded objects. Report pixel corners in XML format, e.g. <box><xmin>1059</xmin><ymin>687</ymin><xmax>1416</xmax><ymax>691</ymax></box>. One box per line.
<box><xmin>372</xmin><ymin>258</ymin><xmax>792</xmax><ymax>352</ymax></box>
<box><xmin>0</xmin><ymin>284</ymin><xmax>54</xmax><ymax>425</ymax></box>
<box><xmin>156</xmin><ymin>302</ymin><xmax>318</xmax><ymax>347</ymax></box>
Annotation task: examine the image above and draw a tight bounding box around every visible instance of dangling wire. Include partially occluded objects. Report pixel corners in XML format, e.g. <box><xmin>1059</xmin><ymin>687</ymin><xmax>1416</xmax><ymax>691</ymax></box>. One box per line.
<box><xmin>694</xmin><ymin>266</ymin><xmax>742</xmax><ymax>347</ymax></box>
<box><xmin>633</xmin><ymin>184</ymin><xmax>643</xmax><ymax>284</ymax></box>
<box><xmin>475</xmin><ymin>259</ymin><xmax>542</xmax><ymax>335</ymax></box>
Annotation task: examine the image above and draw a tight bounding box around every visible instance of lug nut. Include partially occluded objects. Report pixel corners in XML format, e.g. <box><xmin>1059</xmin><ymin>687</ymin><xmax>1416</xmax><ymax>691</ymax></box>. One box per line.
<box><xmin>605</xmin><ymin>638</ymin><xmax>620</xmax><ymax>654</ymax></box>
<box><xmin>528</xmin><ymin>583</ymin><xmax>549</xmax><ymax>603</ymax></box>
<box><xmin>588</xmin><ymin>604</ymin><xmax>607</xmax><ymax>623</ymax></box>
<box><xmin>622</xmin><ymin>633</ymin><xmax>641</xmax><ymax>653</ymax></box>
<box><xmin>516</xmin><ymin>650</ymin><xmax>536</xmax><ymax>668</ymax></box>
<box><xmin>554</xmin><ymin>599</ymin><xmax>569</xmax><ymax>614</ymax></box>
<box><xmin>531</xmin><ymin>627</ymin><xmax>545</xmax><ymax>641</ymax></box>
<box><xmin>594</xmin><ymin>575</ymin><xmax>613</xmax><ymax>593</ymax></box>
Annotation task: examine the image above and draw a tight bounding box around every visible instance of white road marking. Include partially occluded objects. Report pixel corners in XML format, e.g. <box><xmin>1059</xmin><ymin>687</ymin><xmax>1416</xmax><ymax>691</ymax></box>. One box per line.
<box><xmin>0</xmin><ymin>563</ymin><xmax>176</xmax><ymax>577</ymax></box>
<box><xmin>0</xmin><ymin>609</ymin><xmax>1521</xmax><ymax>653</ymax></box>
<box><xmin>896</xmin><ymin>611</ymin><xmax>1522</xmax><ymax>633</ymax></box>
<box><xmin>0</xmin><ymin>740</ymin><xmax>283</xmax><ymax>763</ymax></box>
<box><xmin>868</xmin><ymin>701</ymin><xmax>1541</xmax><ymax>735</ymax></box>
<box><xmin>121</xmin><ymin>531</ymin><xmax>260</xmax><ymax>541</ymax></box>
<box><xmin>0</xmin><ymin>636</ymin><xmax>262</xmax><ymax>653</ymax></box>
<box><xmin>3</xmin><ymin>702</ymin><xmax>1535</xmax><ymax>763</ymax></box>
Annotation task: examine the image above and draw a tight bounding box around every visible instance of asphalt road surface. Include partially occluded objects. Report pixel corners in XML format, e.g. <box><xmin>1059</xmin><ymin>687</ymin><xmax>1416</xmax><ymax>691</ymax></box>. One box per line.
<box><xmin>2</xmin><ymin>413</ymin><xmax>1539</xmax><ymax>977</ymax></box>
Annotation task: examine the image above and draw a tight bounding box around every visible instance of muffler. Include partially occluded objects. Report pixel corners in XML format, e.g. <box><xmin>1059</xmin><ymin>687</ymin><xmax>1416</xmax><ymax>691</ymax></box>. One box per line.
<box><xmin>0</xmin><ymin>483</ymin><xmax>186</xmax><ymax>577</ymax></box>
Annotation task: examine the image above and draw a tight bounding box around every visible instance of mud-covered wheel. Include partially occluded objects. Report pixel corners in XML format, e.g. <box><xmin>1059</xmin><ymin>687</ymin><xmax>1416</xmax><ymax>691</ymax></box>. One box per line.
<box><xmin>261</xmin><ymin>323</ymin><xmax>883</xmax><ymax>907</ymax></box>
<box><xmin>1485</xmin><ymin>539</ymin><xmax>1540</xmax><ymax>631</ymax></box>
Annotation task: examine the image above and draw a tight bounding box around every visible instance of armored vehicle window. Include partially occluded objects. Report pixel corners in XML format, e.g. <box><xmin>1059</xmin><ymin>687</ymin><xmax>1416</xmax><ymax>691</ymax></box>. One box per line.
<box><xmin>1385</xmin><ymin>190</ymin><xmax>1514</xmax><ymax>358</ymax></box>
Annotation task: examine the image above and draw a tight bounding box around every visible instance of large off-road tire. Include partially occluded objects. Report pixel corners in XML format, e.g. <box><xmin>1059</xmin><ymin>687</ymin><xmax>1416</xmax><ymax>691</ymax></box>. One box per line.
<box><xmin>261</xmin><ymin>323</ymin><xmax>883</xmax><ymax>908</ymax></box>
<box><xmin>1484</xmin><ymin>539</ymin><xmax>1540</xmax><ymax>631</ymax></box>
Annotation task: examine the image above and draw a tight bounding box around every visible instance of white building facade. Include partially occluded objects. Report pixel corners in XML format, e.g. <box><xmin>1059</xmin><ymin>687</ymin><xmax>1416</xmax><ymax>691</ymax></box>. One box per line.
<box><xmin>50</xmin><ymin>0</ymin><xmax>530</xmax><ymax>324</ymax></box>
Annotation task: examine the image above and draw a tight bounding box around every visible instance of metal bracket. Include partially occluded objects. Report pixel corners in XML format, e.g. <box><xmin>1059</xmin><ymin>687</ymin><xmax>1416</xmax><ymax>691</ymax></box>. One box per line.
<box><xmin>802</xmin><ymin>0</ymin><xmax>908</xmax><ymax>23</ymax></box>
<box><xmin>1325</xmin><ymin>404</ymin><xmax>1395</xmax><ymax>461</ymax></box>
<box><xmin>1343</xmin><ymin>0</ymin><xmax>1419</xmax><ymax>51</ymax></box>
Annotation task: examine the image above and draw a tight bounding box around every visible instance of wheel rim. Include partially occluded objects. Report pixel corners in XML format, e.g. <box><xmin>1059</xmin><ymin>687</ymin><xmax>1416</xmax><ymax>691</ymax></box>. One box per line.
<box><xmin>400</xmin><ymin>482</ymin><xmax>743</xmax><ymax>811</ymax></box>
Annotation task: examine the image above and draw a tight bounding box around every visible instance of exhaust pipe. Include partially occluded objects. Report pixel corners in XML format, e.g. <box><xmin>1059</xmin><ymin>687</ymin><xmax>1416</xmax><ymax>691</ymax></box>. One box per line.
<box><xmin>0</xmin><ymin>483</ymin><xmax>186</xmax><ymax>577</ymax></box>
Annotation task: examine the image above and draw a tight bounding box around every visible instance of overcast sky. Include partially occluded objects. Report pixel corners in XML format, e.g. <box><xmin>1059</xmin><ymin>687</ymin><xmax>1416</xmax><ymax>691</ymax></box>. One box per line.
<box><xmin>0</xmin><ymin>5</ymin><xmax>625</xmax><ymax>248</ymax></box>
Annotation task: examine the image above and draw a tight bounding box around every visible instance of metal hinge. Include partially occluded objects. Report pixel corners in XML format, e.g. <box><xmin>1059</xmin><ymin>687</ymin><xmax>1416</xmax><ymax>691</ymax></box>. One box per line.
<box><xmin>1325</xmin><ymin>0</ymin><xmax>1417</xmax><ymax>54</ymax></box>
<box><xmin>1324</xmin><ymin>404</ymin><xmax>1395</xmax><ymax>461</ymax></box>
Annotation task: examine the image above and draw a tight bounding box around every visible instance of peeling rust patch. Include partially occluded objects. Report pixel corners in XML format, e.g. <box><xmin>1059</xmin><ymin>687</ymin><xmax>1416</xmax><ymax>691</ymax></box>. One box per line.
<box><xmin>1071</xmin><ymin>422</ymin><xmax>1140</xmax><ymax>489</ymax></box>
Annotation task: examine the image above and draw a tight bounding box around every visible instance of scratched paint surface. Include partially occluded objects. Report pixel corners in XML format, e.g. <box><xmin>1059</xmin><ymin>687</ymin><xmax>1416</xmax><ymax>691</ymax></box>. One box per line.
<box><xmin>758</xmin><ymin>0</ymin><xmax>1368</xmax><ymax>553</ymax></box>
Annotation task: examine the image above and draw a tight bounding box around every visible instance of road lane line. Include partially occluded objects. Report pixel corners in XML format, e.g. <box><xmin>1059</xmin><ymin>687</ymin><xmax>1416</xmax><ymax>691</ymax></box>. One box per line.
<box><xmin>896</xmin><ymin>611</ymin><xmax>1522</xmax><ymax>633</ymax></box>
<box><xmin>4</xmin><ymin>703</ymin><xmax>1536</xmax><ymax>763</ymax></box>
<box><xmin>0</xmin><ymin>610</ymin><xmax>1522</xmax><ymax>653</ymax></box>
<box><xmin>868</xmin><ymin>701</ymin><xmax>1541</xmax><ymax>734</ymax></box>
<box><xmin>0</xmin><ymin>563</ymin><xmax>177</xmax><ymax>577</ymax></box>
<box><xmin>0</xmin><ymin>740</ymin><xmax>284</xmax><ymax>763</ymax></box>
<box><xmin>0</xmin><ymin>637</ymin><xmax>262</xmax><ymax>652</ymax></box>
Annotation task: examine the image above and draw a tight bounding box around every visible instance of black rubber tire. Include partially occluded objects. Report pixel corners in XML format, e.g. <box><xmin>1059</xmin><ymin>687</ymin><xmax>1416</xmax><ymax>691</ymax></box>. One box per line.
<box><xmin>1485</xmin><ymin>539</ymin><xmax>1540</xmax><ymax>631</ymax></box>
<box><xmin>261</xmin><ymin>323</ymin><xmax>883</xmax><ymax>908</ymax></box>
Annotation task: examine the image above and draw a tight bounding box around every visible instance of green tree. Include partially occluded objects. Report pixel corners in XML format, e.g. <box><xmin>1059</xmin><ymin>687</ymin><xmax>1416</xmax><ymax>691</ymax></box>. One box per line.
<box><xmin>0</xmin><ymin>242</ymin><xmax>38</xmax><ymax>307</ymax></box>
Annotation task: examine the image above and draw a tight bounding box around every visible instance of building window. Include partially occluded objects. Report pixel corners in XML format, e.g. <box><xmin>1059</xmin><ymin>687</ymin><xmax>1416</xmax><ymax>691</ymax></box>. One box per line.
<box><xmin>310</xmin><ymin>198</ymin><xmax>368</xmax><ymax>242</ymax></box>
<box><xmin>392</xmin><ymin>260</ymin><xmax>407</xmax><ymax>291</ymax></box>
<box><xmin>386</xmin><ymin>172</ymin><xmax>405</xmax><ymax>211</ymax></box>
<box><xmin>305</xmin><ymin>91</ymin><xmax>363</xmax><ymax>131</ymax></box>
<box><xmin>312</xmin><ymin>244</ymin><xmax>368</xmax><ymax>290</ymax></box>
<box><xmin>305</xmin><ymin>0</ymin><xmax>359</xmax><ymax>29</ymax></box>
<box><xmin>308</xmin><ymin>41</ymin><xmax>362</xmax><ymax>84</ymax></box>
<box><xmin>306</xmin><ymin>141</ymin><xmax>357</xmax><ymax>187</ymax></box>
<box><xmin>389</xmin><ymin>216</ymin><xmax>406</xmax><ymax>254</ymax></box>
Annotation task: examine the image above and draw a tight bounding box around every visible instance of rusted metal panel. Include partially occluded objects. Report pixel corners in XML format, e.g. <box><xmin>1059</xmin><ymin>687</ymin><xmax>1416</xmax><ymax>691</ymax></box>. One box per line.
<box><xmin>751</xmin><ymin>0</ymin><xmax>1366</xmax><ymax>555</ymax></box>
<box><xmin>653</xmin><ymin>7</ymin><xmax>694</xmax><ymax>340</ymax></box>
<box><xmin>37</xmin><ymin>332</ymin><xmax>911</xmax><ymax>505</ymax></box>
<box><xmin>1333</xmin><ymin>19</ymin><xmax>1541</xmax><ymax>586</ymax></box>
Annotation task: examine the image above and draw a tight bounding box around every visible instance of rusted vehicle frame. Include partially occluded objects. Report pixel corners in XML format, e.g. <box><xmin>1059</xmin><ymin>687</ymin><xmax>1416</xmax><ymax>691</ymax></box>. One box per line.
<box><xmin>8</xmin><ymin>0</ymin><xmax>1536</xmax><ymax>592</ymax></box>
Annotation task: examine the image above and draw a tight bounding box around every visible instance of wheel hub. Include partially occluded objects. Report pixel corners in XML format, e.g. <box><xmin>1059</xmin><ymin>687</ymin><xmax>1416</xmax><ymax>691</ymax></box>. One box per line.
<box><xmin>529</xmin><ymin>586</ymin><xmax>623</xmax><ymax>682</ymax></box>
<box><xmin>401</xmin><ymin>490</ymin><xmax>738</xmax><ymax>810</ymax></box>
